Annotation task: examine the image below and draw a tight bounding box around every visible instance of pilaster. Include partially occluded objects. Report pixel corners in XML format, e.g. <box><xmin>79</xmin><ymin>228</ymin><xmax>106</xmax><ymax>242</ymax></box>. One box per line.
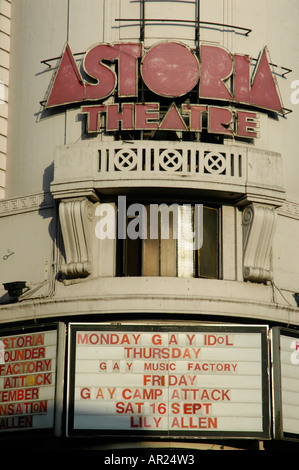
<box><xmin>59</xmin><ymin>197</ymin><xmax>95</xmax><ymax>279</ymax></box>
<box><xmin>242</xmin><ymin>203</ymin><xmax>277</xmax><ymax>283</ymax></box>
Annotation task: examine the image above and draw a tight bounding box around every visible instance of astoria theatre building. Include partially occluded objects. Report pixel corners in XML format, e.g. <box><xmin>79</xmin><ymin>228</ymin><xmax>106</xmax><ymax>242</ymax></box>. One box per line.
<box><xmin>0</xmin><ymin>0</ymin><xmax>299</xmax><ymax>451</ymax></box>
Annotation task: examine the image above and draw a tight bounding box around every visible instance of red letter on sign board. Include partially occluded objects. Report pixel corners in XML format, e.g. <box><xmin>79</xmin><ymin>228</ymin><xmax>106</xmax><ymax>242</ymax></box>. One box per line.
<box><xmin>115</xmin><ymin>43</ymin><xmax>142</xmax><ymax>97</ymax></box>
<box><xmin>135</xmin><ymin>103</ymin><xmax>159</xmax><ymax>130</ymax></box>
<box><xmin>234</xmin><ymin>48</ymin><xmax>283</xmax><ymax>112</ymax></box>
<box><xmin>84</xmin><ymin>43</ymin><xmax>142</xmax><ymax>101</ymax></box>
<box><xmin>46</xmin><ymin>43</ymin><xmax>85</xmax><ymax>107</ymax></box>
<box><xmin>200</xmin><ymin>45</ymin><xmax>233</xmax><ymax>101</ymax></box>
<box><xmin>182</xmin><ymin>104</ymin><xmax>207</xmax><ymax>131</ymax></box>
<box><xmin>141</xmin><ymin>42</ymin><xmax>199</xmax><ymax>97</ymax></box>
<box><xmin>106</xmin><ymin>103</ymin><xmax>134</xmax><ymax>131</ymax></box>
<box><xmin>81</xmin><ymin>105</ymin><xmax>107</xmax><ymax>132</ymax></box>
<box><xmin>236</xmin><ymin>111</ymin><xmax>259</xmax><ymax>138</ymax></box>
<box><xmin>159</xmin><ymin>104</ymin><xmax>188</xmax><ymax>131</ymax></box>
<box><xmin>208</xmin><ymin>107</ymin><xmax>234</xmax><ymax>135</ymax></box>
<box><xmin>83</xmin><ymin>44</ymin><xmax>118</xmax><ymax>101</ymax></box>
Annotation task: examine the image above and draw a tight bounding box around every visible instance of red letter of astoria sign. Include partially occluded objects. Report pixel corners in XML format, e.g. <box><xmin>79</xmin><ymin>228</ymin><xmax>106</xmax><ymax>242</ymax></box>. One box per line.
<box><xmin>44</xmin><ymin>41</ymin><xmax>284</xmax><ymax>137</ymax></box>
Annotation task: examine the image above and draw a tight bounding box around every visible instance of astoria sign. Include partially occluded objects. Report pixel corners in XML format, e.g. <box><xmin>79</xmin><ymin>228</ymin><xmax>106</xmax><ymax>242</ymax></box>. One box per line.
<box><xmin>45</xmin><ymin>41</ymin><xmax>284</xmax><ymax>138</ymax></box>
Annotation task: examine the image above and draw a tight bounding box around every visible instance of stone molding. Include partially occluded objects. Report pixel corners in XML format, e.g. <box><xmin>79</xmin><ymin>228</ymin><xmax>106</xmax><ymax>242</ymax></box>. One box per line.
<box><xmin>278</xmin><ymin>200</ymin><xmax>299</xmax><ymax>220</ymax></box>
<box><xmin>0</xmin><ymin>191</ymin><xmax>54</xmax><ymax>217</ymax></box>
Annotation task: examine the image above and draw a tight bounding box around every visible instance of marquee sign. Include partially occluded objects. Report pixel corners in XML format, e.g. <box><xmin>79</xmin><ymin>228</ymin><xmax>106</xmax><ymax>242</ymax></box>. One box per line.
<box><xmin>272</xmin><ymin>327</ymin><xmax>299</xmax><ymax>441</ymax></box>
<box><xmin>0</xmin><ymin>324</ymin><xmax>65</xmax><ymax>435</ymax></box>
<box><xmin>67</xmin><ymin>324</ymin><xmax>270</xmax><ymax>438</ymax></box>
<box><xmin>44</xmin><ymin>41</ymin><xmax>285</xmax><ymax>138</ymax></box>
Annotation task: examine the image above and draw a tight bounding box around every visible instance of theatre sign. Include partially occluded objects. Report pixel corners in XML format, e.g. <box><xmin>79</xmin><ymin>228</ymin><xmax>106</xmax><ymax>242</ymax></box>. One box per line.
<box><xmin>67</xmin><ymin>324</ymin><xmax>270</xmax><ymax>438</ymax></box>
<box><xmin>44</xmin><ymin>41</ymin><xmax>285</xmax><ymax>138</ymax></box>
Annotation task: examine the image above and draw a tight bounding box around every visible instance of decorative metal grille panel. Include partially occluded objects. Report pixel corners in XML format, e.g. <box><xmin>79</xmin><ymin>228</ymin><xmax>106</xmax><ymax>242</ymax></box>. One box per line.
<box><xmin>98</xmin><ymin>142</ymin><xmax>245</xmax><ymax>181</ymax></box>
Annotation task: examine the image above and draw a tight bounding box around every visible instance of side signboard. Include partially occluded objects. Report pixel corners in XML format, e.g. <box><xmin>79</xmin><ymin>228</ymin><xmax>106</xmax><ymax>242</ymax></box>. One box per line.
<box><xmin>67</xmin><ymin>324</ymin><xmax>270</xmax><ymax>439</ymax></box>
<box><xmin>0</xmin><ymin>323</ymin><xmax>65</xmax><ymax>435</ymax></box>
<box><xmin>272</xmin><ymin>327</ymin><xmax>299</xmax><ymax>441</ymax></box>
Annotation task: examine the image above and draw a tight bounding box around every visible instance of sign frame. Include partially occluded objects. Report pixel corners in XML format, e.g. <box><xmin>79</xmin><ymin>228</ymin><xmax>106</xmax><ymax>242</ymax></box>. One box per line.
<box><xmin>67</xmin><ymin>323</ymin><xmax>270</xmax><ymax>440</ymax></box>
<box><xmin>0</xmin><ymin>322</ymin><xmax>65</xmax><ymax>437</ymax></box>
<box><xmin>272</xmin><ymin>327</ymin><xmax>299</xmax><ymax>442</ymax></box>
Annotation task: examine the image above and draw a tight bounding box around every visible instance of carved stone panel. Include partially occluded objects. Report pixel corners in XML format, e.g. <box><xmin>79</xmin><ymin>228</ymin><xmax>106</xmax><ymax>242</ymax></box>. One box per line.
<box><xmin>59</xmin><ymin>197</ymin><xmax>94</xmax><ymax>279</ymax></box>
<box><xmin>243</xmin><ymin>204</ymin><xmax>277</xmax><ymax>283</ymax></box>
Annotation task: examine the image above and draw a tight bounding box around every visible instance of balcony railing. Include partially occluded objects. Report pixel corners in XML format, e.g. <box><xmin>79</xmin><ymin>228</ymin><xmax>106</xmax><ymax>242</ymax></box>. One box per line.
<box><xmin>98</xmin><ymin>141</ymin><xmax>245</xmax><ymax>180</ymax></box>
<box><xmin>51</xmin><ymin>140</ymin><xmax>285</xmax><ymax>204</ymax></box>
